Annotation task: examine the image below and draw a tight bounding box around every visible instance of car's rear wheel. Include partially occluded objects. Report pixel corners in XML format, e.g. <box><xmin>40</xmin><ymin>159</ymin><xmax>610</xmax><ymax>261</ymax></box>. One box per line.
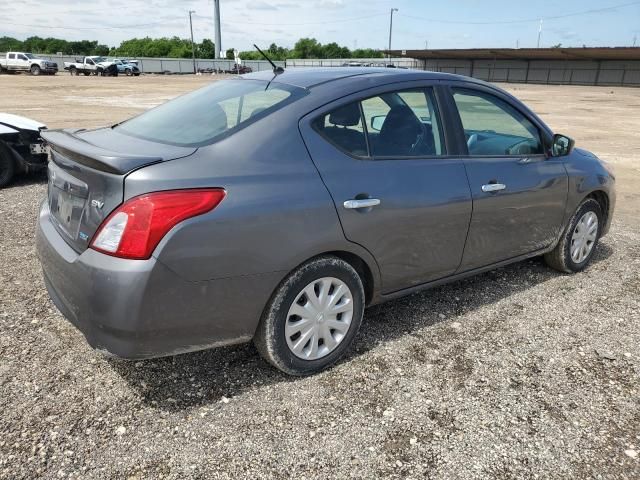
<box><xmin>0</xmin><ymin>146</ymin><xmax>16</xmax><ymax>188</ymax></box>
<box><xmin>254</xmin><ymin>256</ymin><xmax>365</xmax><ymax>376</ymax></box>
<box><xmin>30</xmin><ymin>64</ymin><xmax>41</xmax><ymax>76</ymax></box>
<box><xmin>69</xmin><ymin>67</ymin><xmax>77</xmax><ymax>76</ymax></box>
<box><xmin>545</xmin><ymin>198</ymin><xmax>603</xmax><ymax>273</ymax></box>
<box><xmin>125</xmin><ymin>69</ymin><xmax>132</xmax><ymax>76</ymax></box>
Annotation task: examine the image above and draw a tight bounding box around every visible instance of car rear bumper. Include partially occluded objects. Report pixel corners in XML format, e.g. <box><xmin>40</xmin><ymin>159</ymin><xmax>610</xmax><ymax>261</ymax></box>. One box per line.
<box><xmin>36</xmin><ymin>201</ymin><xmax>281</xmax><ymax>359</ymax></box>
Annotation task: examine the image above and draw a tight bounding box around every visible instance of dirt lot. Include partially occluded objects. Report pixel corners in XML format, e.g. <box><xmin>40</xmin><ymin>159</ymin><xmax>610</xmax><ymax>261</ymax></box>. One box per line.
<box><xmin>0</xmin><ymin>74</ymin><xmax>638</xmax><ymax>479</ymax></box>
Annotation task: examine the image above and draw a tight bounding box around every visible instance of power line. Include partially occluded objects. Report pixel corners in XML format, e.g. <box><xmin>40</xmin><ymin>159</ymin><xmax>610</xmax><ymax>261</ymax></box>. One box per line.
<box><xmin>208</xmin><ymin>12</ymin><xmax>388</xmax><ymax>26</ymax></box>
<box><xmin>6</xmin><ymin>10</ymin><xmax>389</xmax><ymax>32</ymax></box>
<box><xmin>397</xmin><ymin>1</ymin><xmax>640</xmax><ymax>25</ymax></box>
<box><xmin>3</xmin><ymin>20</ymin><xmax>177</xmax><ymax>31</ymax></box>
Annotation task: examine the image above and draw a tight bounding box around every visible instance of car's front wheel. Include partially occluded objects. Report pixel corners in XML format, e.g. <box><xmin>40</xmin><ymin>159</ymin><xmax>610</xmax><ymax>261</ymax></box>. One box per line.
<box><xmin>30</xmin><ymin>64</ymin><xmax>41</xmax><ymax>76</ymax></box>
<box><xmin>0</xmin><ymin>146</ymin><xmax>16</xmax><ymax>188</ymax></box>
<box><xmin>254</xmin><ymin>256</ymin><xmax>365</xmax><ymax>375</ymax></box>
<box><xmin>545</xmin><ymin>198</ymin><xmax>603</xmax><ymax>273</ymax></box>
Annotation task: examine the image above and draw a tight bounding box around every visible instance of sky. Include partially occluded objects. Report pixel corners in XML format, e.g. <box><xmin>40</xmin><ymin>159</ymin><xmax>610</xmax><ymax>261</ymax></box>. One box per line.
<box><xmin>5</xmin><ymin>0</ymin><xmax>640</xmax><ymax>52</ymax></box>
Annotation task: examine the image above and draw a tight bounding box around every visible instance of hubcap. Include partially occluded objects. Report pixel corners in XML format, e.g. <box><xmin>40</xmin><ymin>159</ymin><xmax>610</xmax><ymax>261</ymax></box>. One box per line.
<box><xmin>285</xmin><ymin>277</ymin><xmax>354</xmax><ymax>361</ymax></box>
<box><xmin>570</xmin><ymin>211</ymin><xmax>598</xmax><ymax>264</ymax></box>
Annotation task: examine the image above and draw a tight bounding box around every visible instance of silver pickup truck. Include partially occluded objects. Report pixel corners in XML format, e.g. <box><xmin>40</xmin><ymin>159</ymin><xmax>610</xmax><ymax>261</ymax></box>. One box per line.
<box><xmin>0</xmin><ymin>52</ymin><xmax>58</xmax><ymax>75</ymax></box>
<box><xmin>64</xmin><ymin>56</ymin><xmax>118</xmax><ymax>76</ymax></box>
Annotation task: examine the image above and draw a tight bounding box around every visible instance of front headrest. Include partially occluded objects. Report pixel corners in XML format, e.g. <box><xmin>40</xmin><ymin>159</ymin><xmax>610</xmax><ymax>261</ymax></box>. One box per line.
<box><xmin>329</xmin><ymin>103</ymin><xmax>361</xmax><ymax>127</ymax></box>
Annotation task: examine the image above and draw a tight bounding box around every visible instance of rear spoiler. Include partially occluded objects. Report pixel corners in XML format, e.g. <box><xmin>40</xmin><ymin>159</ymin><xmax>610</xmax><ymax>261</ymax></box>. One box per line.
<box><xmin>41</xmin><ymin>129</ymin><xmax>162</xmax><ymax>175</ymax></box>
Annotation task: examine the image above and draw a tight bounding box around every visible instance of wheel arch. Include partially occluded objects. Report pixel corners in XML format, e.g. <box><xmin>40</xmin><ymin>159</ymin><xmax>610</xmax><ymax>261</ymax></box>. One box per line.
<box><xmin>325</xmin><ymin>250</ymin><xmax>376</xmax><ymax>305</ymax></box>
<box><xmin>585</xmin><ymin>190</ymin><xmax>609</xmax><ymax>224</ymax></box>
<box><xmin>267</xmin><ymin>249</ymin><xmax>380</xmax><ymax>311</ymax></box>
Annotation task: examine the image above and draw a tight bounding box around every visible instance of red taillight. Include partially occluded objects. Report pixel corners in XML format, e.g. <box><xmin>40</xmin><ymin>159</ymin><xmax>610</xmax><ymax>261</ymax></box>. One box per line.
<box><xmin>90</xmin><ymin>189</ymin><xmax>226</xmax><ymax>260</ymax></box>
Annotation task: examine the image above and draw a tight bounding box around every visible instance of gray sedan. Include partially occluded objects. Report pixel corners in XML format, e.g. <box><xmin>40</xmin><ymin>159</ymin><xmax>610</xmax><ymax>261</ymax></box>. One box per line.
<box><xmin>36</xmin><ymin>68</ymin><xmax>615</xmax><ymax>375</ymax></box>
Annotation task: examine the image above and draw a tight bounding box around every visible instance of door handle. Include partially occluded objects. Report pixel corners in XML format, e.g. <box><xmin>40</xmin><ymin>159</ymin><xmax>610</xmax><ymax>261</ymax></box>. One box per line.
<box><xmin>481</xmin><ymin>183</ymin><xmax>506</xmax><ymax>193</ymax></box>
<box><xmin>343</xmin><ymin>198</ymin><xmax>381</xmax><ymax>209</ymax></box>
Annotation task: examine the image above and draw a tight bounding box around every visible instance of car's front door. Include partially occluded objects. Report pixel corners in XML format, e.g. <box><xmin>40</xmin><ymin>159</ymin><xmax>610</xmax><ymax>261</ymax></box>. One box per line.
<box><xmin>446</xmin><ymin>85</ymin><xmax>568</xmax><ymax>272</ymax></box>
<box><xmin>301</xmin><ymin>84</ymin><xmax>472</xmax><ymax>293</ymax></box>
<box><xmin>16</xmin><ymin>54</ymin><xmax>29</xmax><ymax>70</ymax></box>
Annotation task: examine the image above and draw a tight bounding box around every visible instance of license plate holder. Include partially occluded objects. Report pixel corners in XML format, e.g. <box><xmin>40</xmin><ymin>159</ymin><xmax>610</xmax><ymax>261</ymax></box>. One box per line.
<box><xmin>30</xmin><ymin>143</ymin><xmax>48</xmax><ymax>155</ymax></box>
<box><xmin>49</xmin><ymin>186</ymin><xmax>86</xmax><ymax>238</ymax></box>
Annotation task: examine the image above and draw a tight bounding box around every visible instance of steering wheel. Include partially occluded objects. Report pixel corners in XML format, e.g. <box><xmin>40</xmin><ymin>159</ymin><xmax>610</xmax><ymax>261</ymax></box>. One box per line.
<box><xmin>505</xmin><ymin>139</ymin><xmax>533</xmax><ymax>155</ymax></box>
<box><xmin>467</xmin><ymin>133</ymin><xmax>478</xmax><ymax>151</ymax></box>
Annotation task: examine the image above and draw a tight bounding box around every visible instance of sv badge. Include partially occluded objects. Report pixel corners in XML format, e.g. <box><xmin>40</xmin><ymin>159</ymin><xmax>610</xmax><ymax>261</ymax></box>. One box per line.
<box><xmin>91</xmin><ymin>199</ymin><xmax>105</xmax><ymax>209</ymax></box>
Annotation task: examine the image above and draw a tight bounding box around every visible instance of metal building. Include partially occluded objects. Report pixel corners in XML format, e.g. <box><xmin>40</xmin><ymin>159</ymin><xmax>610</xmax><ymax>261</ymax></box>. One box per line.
<box><xmin>387</xmin><ymin>47</ymin><xmax>640</xmax><ymax>86</ymax></box>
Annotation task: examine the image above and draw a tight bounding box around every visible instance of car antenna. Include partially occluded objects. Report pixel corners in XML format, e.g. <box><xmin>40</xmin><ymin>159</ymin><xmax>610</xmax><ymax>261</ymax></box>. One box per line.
<box><xmin>253</xmin><ymin>44</ymin><xmax>284</xmax><ymax>75</ymax></box>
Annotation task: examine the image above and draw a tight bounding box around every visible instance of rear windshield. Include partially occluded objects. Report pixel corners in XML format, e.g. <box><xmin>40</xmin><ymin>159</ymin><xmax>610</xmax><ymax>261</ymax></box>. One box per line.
<box><xmin>116</xmin><ymin>79</ymin><xmax>305</xmax><ymax>147</ymax></box>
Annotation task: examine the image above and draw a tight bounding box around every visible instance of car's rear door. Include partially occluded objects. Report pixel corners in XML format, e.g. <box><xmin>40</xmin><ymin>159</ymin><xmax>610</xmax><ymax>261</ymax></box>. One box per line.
<box><xmin>8</xmin><ymin>54</ymin><xmax>22</xmax><ymax>71</ymax></box>
<box><xmin>443</xmin><ymin>83</ymin><xmax>568</xmax><ymax>271</ymax></box>
<box><xmin>300</xmin><ymin>82</ymin><xmax>472</xmax><ymax>294</ymax></box>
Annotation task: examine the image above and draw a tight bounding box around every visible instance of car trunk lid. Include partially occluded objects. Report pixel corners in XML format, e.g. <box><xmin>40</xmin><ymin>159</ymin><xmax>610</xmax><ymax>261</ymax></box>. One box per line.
<box><xmin>42</xmin><ymin>128</ymin><xmax>196</xmax><ymax>253</ymax></box>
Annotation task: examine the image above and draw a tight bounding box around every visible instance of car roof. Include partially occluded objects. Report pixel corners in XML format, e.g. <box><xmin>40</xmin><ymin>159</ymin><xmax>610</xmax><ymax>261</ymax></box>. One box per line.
<box><xmin>242</xmin><ymin>67</ymin><xmax>473</xmax><ymax>89</ymax></box>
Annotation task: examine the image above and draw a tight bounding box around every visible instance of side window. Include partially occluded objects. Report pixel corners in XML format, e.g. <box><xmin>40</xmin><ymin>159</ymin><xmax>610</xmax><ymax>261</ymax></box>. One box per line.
<box><xmin>452</xmin><ymin>89</ymin><xmax>543</xmax><ymax>156</ymax></box>
<box><xmin>18</xmin><ymin>55</ymin><xmax>27</xmax><ymax>61</ymax></box>
<box><xmin>364</xmin><ymin>88</ymin><xmax>444</xmax><ymax>157</ymax></box>
<box><xmin>312</xmin><ymin>102</ymin><xmax>368</xmax><ymax>157</ymax></box>
<box><xmin>8</xmin><ymin>54</ymin><xmax>15</xmax><ymax>59</ymax></box>
<box><xmin>314</xmin><ymin>88</ymin><xmax>444</xmax><ymax>158</ymax></box>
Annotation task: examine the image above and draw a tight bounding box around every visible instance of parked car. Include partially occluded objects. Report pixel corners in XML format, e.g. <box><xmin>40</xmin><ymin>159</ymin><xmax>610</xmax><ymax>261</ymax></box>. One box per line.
<box><xmin>110</xmin><ymin>59</ymin><xmax>141</xmax><ymax>76</ymax></box>
<box><xmin>0</xmin><ymin>113</ymin><xmax>48</xmax><ymax>187</ymax></box>
<box><xmin>224</xmin><ymin>63</ymin><xmax>252</xmax><ymax>74</ymax></box>
<box><xmin>0</xmin><ymin>52</ymin><xmax>58</xmax><ymax>75</ymax></box>
<box><xmin>37</xmin><ymin>68</ymin><xmax>615</xmax><ymax>375</ymax></box>
<box><xmin>64</xmin><ymin>56</ymin><xmax>118</xmax><ymax>76</ymax></box>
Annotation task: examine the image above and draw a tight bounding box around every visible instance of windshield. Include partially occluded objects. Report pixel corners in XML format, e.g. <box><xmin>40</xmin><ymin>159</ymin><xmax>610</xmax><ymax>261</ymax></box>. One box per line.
<box><xmin>116</xmin><ymin>79</ymin><xmax>306</xmax><ymax>147</ymax></box>
<box><xmin>24</xmin><ymin>53</ymin><xmax>35</xmax><ymax>59</ymax></box>
<box><xmin>92</xmin><ymin>57</ymin><xmax>106</xmax><ymax>63</ymax></box>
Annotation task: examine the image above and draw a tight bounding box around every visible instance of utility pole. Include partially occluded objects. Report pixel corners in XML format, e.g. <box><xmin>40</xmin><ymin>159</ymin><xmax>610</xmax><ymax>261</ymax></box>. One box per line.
<box><xmin>537</xmin><ymin>19</ymin><xmax>543</xmax><ymax>48</ymax></box>
<box><xmin>634</xmin><ymin>35</ymin><xmax>637</xmax><ymax>47</ymax></box>
<box><xmin>188</xmin><ymin>10</ymin><xmax>196</xmax><ymax>73</ymax></box>
<box><xmin>213</xmin><ymin>0</ymin><xmax>222</xmax><ymax>59</ymax></box>
<box><xmin>388</xmin><ymin>8</ymin><xmax>398</xmax><ymax>60</ymax></box>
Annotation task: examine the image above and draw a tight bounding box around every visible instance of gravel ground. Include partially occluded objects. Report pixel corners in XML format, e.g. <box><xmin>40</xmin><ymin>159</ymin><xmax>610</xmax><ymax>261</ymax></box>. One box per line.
<box><xmin>0</xmin><ymin>76</ymin><xmax>639</xmax><ymax>479</ymax></box>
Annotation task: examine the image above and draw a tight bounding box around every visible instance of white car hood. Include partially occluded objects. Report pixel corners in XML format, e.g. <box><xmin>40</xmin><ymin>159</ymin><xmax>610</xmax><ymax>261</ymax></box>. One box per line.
<box><xmin>0</xmin><ymin>113</ymin><xmax>46</xmax><ymax>132</ymax></box>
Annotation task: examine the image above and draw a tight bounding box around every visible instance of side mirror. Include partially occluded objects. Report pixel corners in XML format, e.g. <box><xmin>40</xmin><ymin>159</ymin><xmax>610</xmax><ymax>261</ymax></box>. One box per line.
<box><xmin>370</xmin><ymin>115</ymin><xmax>386</xmax><ymax>132</ymax></box>
<box><xmin>551</xmin><ymin>134</ymin><xmax>575</xmax><ymax>157</ymax></box>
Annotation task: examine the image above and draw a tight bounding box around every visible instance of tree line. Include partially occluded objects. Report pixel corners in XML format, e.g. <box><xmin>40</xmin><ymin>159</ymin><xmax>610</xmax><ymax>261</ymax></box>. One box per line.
<box><xmin>0</xmin><ymin>36</ymin><xmax>383</xmax><ymax>60</ymax></box>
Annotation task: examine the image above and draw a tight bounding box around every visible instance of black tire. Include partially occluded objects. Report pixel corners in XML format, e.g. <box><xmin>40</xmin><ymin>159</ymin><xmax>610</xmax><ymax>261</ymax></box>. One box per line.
<box><xmin>69</xmin><ymin>67</ymin><xmax>78</xmax><ymax>76</ymax></box>
<box><xmin>30</xmin><ymin>64</ymin><xmax>41</xmax><ymax>76</ymax></box>
<box><xmin>544</xmin><ymin>198</ymin><xmax>603</xmax><ymax>273</ymax></box>
<box><xmin>83</xmin><ymin>72</ymin><xmax>90</xmax><ymax>76</ymax></box>
<box><xmin>254</xmin><ymin>256</ymin><xmax>365</xmax><ymax>376</ymax></box>
<box><xmin>125</xmin><ymin>69</ymin><xmax>132</xmax><ymax>76</ymax></box>
<box><xmin>0</xmin><ymin>147</ymin><xmax>16</xmax><ymax>188</ymax></box>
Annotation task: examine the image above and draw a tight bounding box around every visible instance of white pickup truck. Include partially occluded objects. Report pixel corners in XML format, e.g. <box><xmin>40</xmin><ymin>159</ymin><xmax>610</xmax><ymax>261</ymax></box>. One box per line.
<box><xmin>63</xmin><ymin>56</ymin><xmax>119</xmax><ymax>76</ymax></box>
<box><xmin>0</xmin><ymin>52</ymin><xmax>58</xmax><ymax>75</ymax></box>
